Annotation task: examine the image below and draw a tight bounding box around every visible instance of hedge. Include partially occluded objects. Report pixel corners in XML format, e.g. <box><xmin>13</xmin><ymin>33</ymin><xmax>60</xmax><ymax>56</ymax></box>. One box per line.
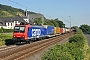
<box><xmin>0</xmin><ymin>28</ymin><xmax>13</xmax><ymax>33</ymax></box>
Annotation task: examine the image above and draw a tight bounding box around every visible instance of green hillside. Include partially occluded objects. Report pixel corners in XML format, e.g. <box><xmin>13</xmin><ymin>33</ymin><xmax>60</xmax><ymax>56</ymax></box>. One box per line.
<box><xmin>0</xmin><ymin>4</ymin><xmax>65</xmax><ymax>28</ymax></box>
<box><xmin>0</xmin><ymin>4</ymin><xmax>36</xmax><ymax>17</ymax></box>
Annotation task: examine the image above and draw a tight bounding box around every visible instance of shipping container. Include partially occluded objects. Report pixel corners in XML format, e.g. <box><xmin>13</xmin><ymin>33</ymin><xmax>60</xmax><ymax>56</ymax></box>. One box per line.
<box><xmin>28</xmin><ymin>25</ymin><xmax>46</xmax><ymax>39</ymax></box>
<box><xmin>62</xmin><ymin>28</ymin><xmax>66</xmax><ymax>33</ymax></box>
<box><xmin>54</xmin><ymin>27</ymin><xmax>60</xmax><ymax>35</ymax></box>
<box><xmin>56</xmin><ymin>27</ymin><xmax>60</xmax><ymax>34</ymax></box>
<box><xmin>54</xmin><ymin>27</ymin><xmax>57</xmax><ymax>35</ymax></box>
<box><xmin>60</xmin><ymin>28</ymin><xmax>63</xmax><ymax>34</ymax></box>
<box><xmin>43</xmin><ymin>25</ymin><xmax>54</xmax><ymax>35</ymax></box>
<box><xmin>66</xmin><ymin>28</ymin><xmax>70</xmax><ymax>33</ymax></box>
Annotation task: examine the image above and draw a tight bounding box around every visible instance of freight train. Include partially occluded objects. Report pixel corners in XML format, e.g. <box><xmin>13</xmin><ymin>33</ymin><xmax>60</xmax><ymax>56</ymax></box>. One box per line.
<box><xmin>12</xmin><ymin>23</ymin><xmax>71</xmax><ymax>44</ymax></box>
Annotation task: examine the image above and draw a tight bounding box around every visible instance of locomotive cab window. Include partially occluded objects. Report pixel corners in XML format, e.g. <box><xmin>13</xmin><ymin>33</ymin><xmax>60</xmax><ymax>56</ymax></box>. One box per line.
<box><xmin>14</xmin><ymin>26</ymin><xmax>25</xmax><ymax>32</ymax></box>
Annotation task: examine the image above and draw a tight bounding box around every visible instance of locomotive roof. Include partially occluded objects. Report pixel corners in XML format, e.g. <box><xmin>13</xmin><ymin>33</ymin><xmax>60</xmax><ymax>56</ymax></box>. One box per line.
<box><xmin>30</xmin><ymin>25</ymin><xmax>44</xmax><ymax>28</ymax></box>
<box><xmin>15</xmin><ymin>24</ymin><xmax>44</xmax><ymax>28</ymax></box>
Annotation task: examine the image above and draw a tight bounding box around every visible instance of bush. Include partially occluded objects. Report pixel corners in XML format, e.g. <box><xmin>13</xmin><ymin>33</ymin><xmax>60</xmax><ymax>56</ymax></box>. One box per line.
<box><xmin>41</xmin><ymin>29</ymin><xmax>87</xmax><ymax>60</ymax></box>
<box><xmin>41</xmin><ymin>44</ymin><xmax>74</xmax><ymax>60</ymax></box>
<box><xmin>69</xmin><ymin>34</ymin><xmax>85</xmax><ymax>43</ymax></box>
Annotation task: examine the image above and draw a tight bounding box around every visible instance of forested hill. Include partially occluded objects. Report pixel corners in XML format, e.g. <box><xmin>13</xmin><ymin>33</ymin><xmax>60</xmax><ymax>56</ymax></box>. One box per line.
<box><xmin>0</xmin><ymin>4</ymin><xmax>36</xmax><ymax>17</ymax></box>
<box><xmin>0</xmin><ymin>4</ymin><xmax>65</xmax><ymax>28</ymax></box>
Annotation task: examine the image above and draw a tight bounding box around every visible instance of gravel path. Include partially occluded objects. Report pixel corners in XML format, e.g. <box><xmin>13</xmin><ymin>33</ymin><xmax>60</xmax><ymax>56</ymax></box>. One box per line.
<box><xmin>22</xmin><ymin>36</ymin><xmax>71</xmax><ymax>60</ymax></box>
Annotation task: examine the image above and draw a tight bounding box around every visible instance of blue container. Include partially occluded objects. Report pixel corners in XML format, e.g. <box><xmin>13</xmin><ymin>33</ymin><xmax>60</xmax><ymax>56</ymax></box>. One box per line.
<box><xmin>27</xmin><ymin>25</ymin><xmax>46</xmax><ymax>39</ymax></box>
<box><xmin>43</xmin><ymin>25</ymin><xmax>54</xmax><ymax>35</ymax></box>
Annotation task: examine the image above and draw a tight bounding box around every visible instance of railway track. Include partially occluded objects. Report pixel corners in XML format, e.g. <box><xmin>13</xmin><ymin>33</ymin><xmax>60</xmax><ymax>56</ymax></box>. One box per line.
<box><xmin>0</xmin><ymin>32</ymin><xmax>73</xmax><ymax>60</ymax></box>
<box><xmin>0</xmin><ymin>45</ymin><xmax>18</xmax><ymax>52</ymax></box>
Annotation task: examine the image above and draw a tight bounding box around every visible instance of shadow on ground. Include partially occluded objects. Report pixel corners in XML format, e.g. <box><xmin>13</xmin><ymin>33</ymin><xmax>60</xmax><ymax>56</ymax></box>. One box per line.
<box><xmin>5</xmin><ymin>39</ymin><xmax>27</xmax><ymax>46</ymax></box>
<box><xmin>5</xmin><ymin>39</ymin><xmax>14</xmax><ymax>46</ymax></box>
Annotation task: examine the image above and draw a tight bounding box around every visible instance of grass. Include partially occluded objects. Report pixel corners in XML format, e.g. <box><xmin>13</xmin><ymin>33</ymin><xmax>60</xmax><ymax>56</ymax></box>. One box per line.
<box><xmin>85</xmin><ymin>48</ymin><xmax>90</xmax><ymax>60</ymax></box>
<box><xmin>0</xmin><ymin>33</ymin><xmax>13</xmax><ymax>46</ymax></box>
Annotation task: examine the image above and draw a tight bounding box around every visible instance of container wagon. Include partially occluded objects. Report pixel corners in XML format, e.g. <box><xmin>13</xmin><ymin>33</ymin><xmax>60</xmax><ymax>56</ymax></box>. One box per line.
<box><xmin>43</xmin><ymin>25</ymin><xmax>54</xmax><ymax>37</ymax></box>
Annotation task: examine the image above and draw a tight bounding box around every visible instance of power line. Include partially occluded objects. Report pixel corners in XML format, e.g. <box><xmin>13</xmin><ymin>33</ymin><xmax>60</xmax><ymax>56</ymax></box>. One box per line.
<box><xmin>62</xmin><ymin>17</ymin><xmax>71</xmax><ymax>28</ymax></box>
<box><xmin>62</xmin><ymin>17</ymin><xmax>70</xmax><ymax>23</ymax></box>
<box><xmin>8</xmin><ymin>0</ymin><xmax>27</xmax><ymax>8</ymax></box>
<box><xmin>7</xmin><ymin>0</ymin><xmax>38</xmax><ymax>13</ymax></box>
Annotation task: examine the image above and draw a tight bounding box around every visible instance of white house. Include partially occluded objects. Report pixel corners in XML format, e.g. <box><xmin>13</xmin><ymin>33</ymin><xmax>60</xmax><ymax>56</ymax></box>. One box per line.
<box><xmin>0</xmin><ymin>15</ymin><xmax>26</xmax><ymax>29</ymax></box>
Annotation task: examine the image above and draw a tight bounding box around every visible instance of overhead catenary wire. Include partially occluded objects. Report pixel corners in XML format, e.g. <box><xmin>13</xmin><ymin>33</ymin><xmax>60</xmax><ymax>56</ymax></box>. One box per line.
<box><xmin>62</xmin><ymin>17</ymin><xmax>70</xmax><ymax>23</ymax></box>
<box><xmin>7</xmin><ymin>0</ymin><xmax>39</xmax><ymax>13</ymax></box>
<box><xmin>7</xmin><ymin>0</ymin><xmax>53</xmax><ymax>18</ymax></box>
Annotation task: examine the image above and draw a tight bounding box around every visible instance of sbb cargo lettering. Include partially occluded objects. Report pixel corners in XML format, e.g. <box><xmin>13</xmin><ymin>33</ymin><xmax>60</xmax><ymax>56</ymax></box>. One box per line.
<box><xmin>32</xmin><ymin>29</ymin><xmax>41</xmax><ymax>36</ymax></box>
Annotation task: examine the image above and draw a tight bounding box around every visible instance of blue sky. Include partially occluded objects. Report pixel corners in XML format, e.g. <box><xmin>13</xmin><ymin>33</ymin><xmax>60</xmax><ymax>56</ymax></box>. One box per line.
<box><xmin>0</xmin><ymin>0</ymin><xmax>90</xmax><ymax>27</ymax></box>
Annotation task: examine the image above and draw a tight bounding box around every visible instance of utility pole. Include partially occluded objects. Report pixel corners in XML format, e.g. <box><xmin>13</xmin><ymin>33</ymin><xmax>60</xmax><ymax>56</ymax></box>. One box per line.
<box><xmin>62</xmin><ymin>16</ymin><xmax>71</xmax><ymax>29</ymax></box>
<box><xmin>42</xmin><ymin>14</ymin><xmax>44</xmax><ymax>25</ymax></box>
<box><xmin>69</xmin><ymin>16</ymin><xmax>71</xmax><ymax>31</ymax></box>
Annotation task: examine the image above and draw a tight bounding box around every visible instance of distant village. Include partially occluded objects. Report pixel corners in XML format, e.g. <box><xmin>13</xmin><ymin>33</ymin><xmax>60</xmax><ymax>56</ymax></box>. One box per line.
<box><xmin>0</xmin><ymin>9</ymin><xmax>44</xmax><ymax>29</ymax></box>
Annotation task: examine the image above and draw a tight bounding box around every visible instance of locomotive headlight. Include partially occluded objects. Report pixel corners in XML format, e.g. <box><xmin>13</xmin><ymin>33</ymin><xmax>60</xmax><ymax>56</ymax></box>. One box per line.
<box><xmin>14</xmin><ymin>36</ymin><xmax>15</xmax><ymax>37</ymax></box>
<box><xmin>22</xmin><ymin>36</ymin><xmax>24</xmax><ymax>37</ymax></box>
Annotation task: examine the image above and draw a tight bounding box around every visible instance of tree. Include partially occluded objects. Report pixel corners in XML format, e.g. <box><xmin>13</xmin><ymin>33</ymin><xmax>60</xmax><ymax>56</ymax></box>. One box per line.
<box><xmin>52</xmin><ymin>18</ymin><xmax>65</xmax><ymax>28</ymax></box>
<box><xmin>44</xmin><ymin>18</ymin><xmax>65</xmax><ymax>27</ymax></box>
<box><xmin>51</xmin><ymin>19</ymin><xmax>59</xmax><ymax>27</ymax></box>
<box><xmin>34</xmin><ymin>18</ymin><xmax>42</xmax><ymax>25</ymax></box>
<box><xmin>79</xmin><ymin>24</ymin><xmax>90</xmax><ymax>34</ymax></box>
<box><xmin>44</xmin><ymin>19</ymin><xmax>54</xmax><ymax>26</ymax></box>
<box><xmin>72</xmin><ymin>26</ymin><xmax>79</xmax><ymax>30</ymax></box>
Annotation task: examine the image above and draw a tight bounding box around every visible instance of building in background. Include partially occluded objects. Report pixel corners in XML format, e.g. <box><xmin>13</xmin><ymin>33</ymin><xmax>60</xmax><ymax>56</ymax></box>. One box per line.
<box><xmin>23</xmin><ymin>9</ymin><xmax>44</xmax><ymax>25</ymax></box>
<box><xmin>0</xmin><ymin>9</ymin><xmax>44</xmax><ymax>29</ymax></box>
<box><xmin>0</xmin><ymin>15</ymin><xmax>26</xmax><ymax>29</ymax></box>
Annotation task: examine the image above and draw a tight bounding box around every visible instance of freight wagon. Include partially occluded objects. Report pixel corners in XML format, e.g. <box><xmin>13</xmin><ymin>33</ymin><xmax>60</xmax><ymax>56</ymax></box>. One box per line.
<box><xmin>60</xmin><ymin>28</ymin><xmax>63</xmax><ymax>34</ymax></box>
<box><xmin>54</xmin><ymin>27</ymin><xmax>60</xmax><ymax>36</ymax></box>
<box><xmin>62</xmin><ymin>28</ymin><xmax>66</xmax><ymax>34</ymax></box>
<box><xmin>43</xmin><ymin>25</ymin><xmax>54</xmax><ymax>37</ymax></box>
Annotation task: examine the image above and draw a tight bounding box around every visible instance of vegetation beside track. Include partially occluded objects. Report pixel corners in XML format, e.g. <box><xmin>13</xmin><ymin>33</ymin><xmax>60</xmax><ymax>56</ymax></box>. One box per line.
<box><xmin>0</xmin><ymin>33</ymin><xmax>13</xmax><ymax>46</ymax></box>
<box><xmin>0</xmin><ymin>28</ymin><xmax>13</xmax><ymax>33</ymax></box>
<box><xmin>41</xmin><ymin>30</ymin><xmax>90</xmax><ymax>60</ymax></box>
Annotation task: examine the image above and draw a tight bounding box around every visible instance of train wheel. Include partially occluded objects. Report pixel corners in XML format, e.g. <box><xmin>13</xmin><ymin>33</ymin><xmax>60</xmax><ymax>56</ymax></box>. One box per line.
<box><xmin>39</xmin><ymin>38</ymin><xmax>42</xmax><ymax>40</ymax></box>
<box><xmin>42</xmin><ymin>37</ymin><xmax>45</xmax><ymax>40</ymax></box>
<box><xmin>31</xmin><ymin>39</ymin><xmax>35</xmax><ymax>42</ymax></box>
<box><xmin>26</xmin><ymin>40</ymin><xmax>30</xmax><ymax>44</ymax></box>
<box><xmin>28</xmin><ymin>41</ymin><xmax>30</xmax><ymax>44</ymax></box>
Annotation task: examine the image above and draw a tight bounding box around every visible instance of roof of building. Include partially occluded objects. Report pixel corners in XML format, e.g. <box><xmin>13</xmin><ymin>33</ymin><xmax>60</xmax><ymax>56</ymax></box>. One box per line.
<box><xmin>0</xmin><ymin>19</ymin><xmax>6</xmax><ymax>26</ymax></box>
<box><xmin>0</xmin><ymin>15</ymin><xmax>26</xmax><ymax>26</ymax></box>
<box><xmin>22</xmin><ymin>16</ymin><xmax>28</xmax><ymax>19</ymax></box>
<box><xmin>13</xmin><ymin>15</ymin><xmax>26</xmax><ymax>22</ymax></box>
<box><xmin>0</xmin><ymin>15</ymin><xmax>26</xmax><ymax>22</ymax></box>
